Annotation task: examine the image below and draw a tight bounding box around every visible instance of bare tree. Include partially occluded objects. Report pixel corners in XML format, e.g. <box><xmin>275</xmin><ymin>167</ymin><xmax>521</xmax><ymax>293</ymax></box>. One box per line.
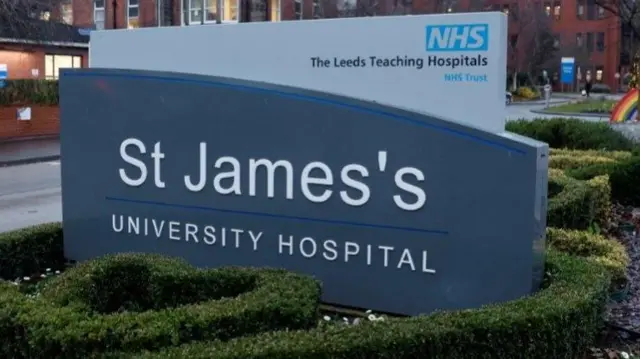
<box><xmin>0</xmin><ymin>0</ymin><xmax>64</xmax><ymax>42</ymax></box>
<box><xmin>507</xmin><ymin>3</ymin><xmax>557</xmax><ymax>89</ymax></box>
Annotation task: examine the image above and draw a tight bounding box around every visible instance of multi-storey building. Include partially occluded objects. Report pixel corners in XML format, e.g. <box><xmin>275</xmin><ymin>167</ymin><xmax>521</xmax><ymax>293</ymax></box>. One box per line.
<box><xmin>0</xmin><ymin>0</ymin><xmax>628</xmax><ymax>90</ymax></box>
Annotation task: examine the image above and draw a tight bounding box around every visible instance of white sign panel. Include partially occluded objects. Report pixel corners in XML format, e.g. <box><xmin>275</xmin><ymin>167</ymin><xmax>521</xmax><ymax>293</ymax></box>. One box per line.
<box><xmin>89</xmin><ymin>13</ymin><xmax>508</xmax><ymax>133</ymax></box>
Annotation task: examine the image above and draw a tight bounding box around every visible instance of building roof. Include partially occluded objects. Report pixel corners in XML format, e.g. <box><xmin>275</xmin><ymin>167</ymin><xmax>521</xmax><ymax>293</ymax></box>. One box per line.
<box><xmin>0</xmin><ymin>18</ymin><xmax>90</xmax><ymax>47</ymax></box>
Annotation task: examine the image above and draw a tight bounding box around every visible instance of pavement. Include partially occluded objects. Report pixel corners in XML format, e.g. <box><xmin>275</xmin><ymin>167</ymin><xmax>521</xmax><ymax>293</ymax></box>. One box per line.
<box><xmin>0</xmin><ymin>161</ymin><xmax>61</xmax><ymax>233</ymax></box>
<box><xmin>0</xmin><ymin>137</ymin><xmax>60</xmax><ymax>167</ymax></box>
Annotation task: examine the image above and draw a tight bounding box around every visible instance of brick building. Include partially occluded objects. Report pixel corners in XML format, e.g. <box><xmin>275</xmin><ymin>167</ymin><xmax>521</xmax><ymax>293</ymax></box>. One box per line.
<box><xmin>0</xmin><ymin>0</ymin><xmax>628</xmax><ymax>90</ymax></box>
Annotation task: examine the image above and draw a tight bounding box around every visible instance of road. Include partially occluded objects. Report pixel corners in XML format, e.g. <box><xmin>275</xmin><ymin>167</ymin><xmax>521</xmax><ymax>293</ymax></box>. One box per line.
<box><xmin>0</xmin><ymin>161</ymin><xmax>62</xmax><ymax>233</ymax></box>
<box><xmin>0</xmin><ymin>102</ymin><xmax>622</xmax><ymax>233</ymax></box>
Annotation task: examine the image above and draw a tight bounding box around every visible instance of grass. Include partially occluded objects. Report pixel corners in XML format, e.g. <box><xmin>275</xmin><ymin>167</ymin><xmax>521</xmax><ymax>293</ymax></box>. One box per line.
<box><xmin>545</xmin><ymin>99</ymin><xmax>617</xmax><ymax>114</ymax></box>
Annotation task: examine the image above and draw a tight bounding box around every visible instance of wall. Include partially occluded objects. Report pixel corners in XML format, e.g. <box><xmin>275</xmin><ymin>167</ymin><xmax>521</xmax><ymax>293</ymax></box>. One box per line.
<box><xmin>0</xmin><ymin>106</ymin><xmax>59</xmax><ymax>139</ymax></box>
<box><xmin>0</xmin><ymin>45</ymin><xmax>88</xmax><ymax>80</ymax></box>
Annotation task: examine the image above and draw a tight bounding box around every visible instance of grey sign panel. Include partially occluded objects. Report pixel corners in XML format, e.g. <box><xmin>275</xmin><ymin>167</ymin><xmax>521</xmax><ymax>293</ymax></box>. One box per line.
<box><xmin>59</xmin><ymin>68</ymin><xmax>548</xmax><ymax>316</ymax></box>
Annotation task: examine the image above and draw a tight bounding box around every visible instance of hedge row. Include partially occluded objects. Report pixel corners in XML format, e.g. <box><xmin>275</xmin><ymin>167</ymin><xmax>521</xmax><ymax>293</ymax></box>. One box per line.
<box><xmin>0</xmin><ymin>240</ymin><xmax>320</xmax><ymax>358</ymax></box>
<box><xmin>547</xmin><ymin>169</ymin><xmax>611</xmax><ymax>229</ymax></box>
<box><xmin>506</xmin><ymin>118</ymin><xmax>636</xmax><ymax>151</ymax></box>
<box><xmin>96</xmin><ymin>251</ymin><xmax>609</xmax><ymax>359</ymax></box>
<box><xmin>0</xmin><ymin>80</ymin><xmax>58</xmax><ymax>106</ymax></box>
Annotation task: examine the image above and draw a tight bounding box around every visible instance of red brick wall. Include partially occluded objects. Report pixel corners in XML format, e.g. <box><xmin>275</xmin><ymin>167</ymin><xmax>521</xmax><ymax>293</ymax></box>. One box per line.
<box><xmin>0</xmin><ymin>106</ymin><xmax>59</xmax><ymax>139</ymax></box>
<box><xmin>0</xmin><ymin>45</ymin><xmax>88</xmax><ymax>80</ymax></box>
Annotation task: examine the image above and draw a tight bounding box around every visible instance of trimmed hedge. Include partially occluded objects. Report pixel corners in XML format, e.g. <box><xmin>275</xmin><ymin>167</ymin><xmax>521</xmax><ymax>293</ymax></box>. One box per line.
<box><xmin>547</xmin><ymin>227</ymin><xmax>629</xmax><ymax>284</ymax></box>
<box><xmin>0</xmin><ymin>80</ymin><xmax>58</xmax><ymax>106</ymax></box>
<box><xmin>0</xmin><ymin>252</ymin><xmax>320</xmax><ymax>358</ymax></box>
<box><xmin>96</xmin><ymin>251</ymin><xmax>610</xmax><ymax>359</ymax></box>
<box><xmin>547</xmin><ymin>169</ymin><xmax>611</xmax><ymax>229</ymax></box>
<box><xmin>506</xmin><ymin>118</ymin><xmax>635</xmax><ymax>151</ymax></box>
<box><xmin>0</xmin><ymin>222</ymin><xmax>64</xmax><ymax>280</ymax></box>
<box><xmin>566</xmin><ymin>155</ymin><xmax>640</xmax><ymax>206</ymax></box>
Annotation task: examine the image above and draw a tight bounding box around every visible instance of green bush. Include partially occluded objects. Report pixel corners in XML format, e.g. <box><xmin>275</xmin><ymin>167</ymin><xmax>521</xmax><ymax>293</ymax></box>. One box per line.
<box><xmin>0</xmin><ymin>80</ymin><xmax>58</xmax><ymax>106</ymax></box>
<box><xmin>506</xmin><ymin>118</ymin><xmax>635</xmax><ymax>151</ymax></box>
<box><xmin>98</xmin><ymin>251</ymin><xmax>610</xmax><ymax>359</ymax></box>
<box><xmin>550</xmin><ymin>148</ymin><xmax>633</xmax><ymax>161</ymax></box>
<box><xmin>547</xmin><ymin>227</ymin><xmax>628</xmax><ymax>284</ymax></box>
<box><xmin>566</xmin><ymin>155</ymin><xmax>640</xmax><ymax>206</ymax></box>
<box><xmin>0</xmin><ymin>253</ymin><xmax>320</xmax><ymax>358</ymax></box>
<box><xmin>547</xmin><ymin>170</ymin><xmax>611</xmax><ymax>229</ymax></box>
<box><xmin>0</xmin><ymin>223</ymin><xmax>64</xmax><ymax>280</ymax></box>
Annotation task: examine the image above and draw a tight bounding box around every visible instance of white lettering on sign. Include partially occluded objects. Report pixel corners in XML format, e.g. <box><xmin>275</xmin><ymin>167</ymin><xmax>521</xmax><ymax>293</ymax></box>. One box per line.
<box><xmin>111</xmin><ymin>214</ymin><xmax>437</xmax><ymax>274</ymax></box>
<box><xmin>118</xmin><ymin>138</ymin><xmax>427</xmax><ymax>211</ymax></box>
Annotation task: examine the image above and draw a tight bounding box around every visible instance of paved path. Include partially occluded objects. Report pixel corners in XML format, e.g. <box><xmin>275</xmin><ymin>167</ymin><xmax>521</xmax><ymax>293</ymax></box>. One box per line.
<box><xmin>0</xmin><ymin>161</ymin><xmax>61</xmax><ymax>233</ymax></box>
<box><xmin>0</xmin><ymin>138</ymin><xmax>60</xmax><ymax>167</ymax></box>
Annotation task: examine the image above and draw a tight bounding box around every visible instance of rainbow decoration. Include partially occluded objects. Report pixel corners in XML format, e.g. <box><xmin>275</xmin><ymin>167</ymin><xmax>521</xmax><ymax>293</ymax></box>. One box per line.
<box><xmin>610</xmin><ymin>88</ymin><xmax>639</xmax><ymax>124</ymax></box>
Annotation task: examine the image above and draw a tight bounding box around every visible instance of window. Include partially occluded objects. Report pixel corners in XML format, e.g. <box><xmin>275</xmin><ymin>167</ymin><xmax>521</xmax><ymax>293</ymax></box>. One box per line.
<box><xmin>597</xmin><ymin>5</ymin><xmax>605</xmax><ymax>18</ymax></box>
<box><xmin>586</xmin><ymin>32</ymin><xmax>594</xmax><ymax>51</ymax></box>
<box><xmin>94</xmin><ymin>0</ymin><xmax>105</xmax><ymax>30</ymax></box>
<box><xmin>586</xmin><ymin>0</ymin><xmax>595</xmax><ymax>19</ymax></box>
<box><xmin>294</xmin><ymin>0</ymin><xmax>302</xmax><ymax>19</ymax></box>
<box><xmin>312</xmin><ymin>0</ymin><xmax>321</xmax><ymax>18</ymax></box>
<box><xmin>596</xmin><ymin>32</ymin><xmax>605</xmax><ymax>51</ymax></box>
<box><xmin>45</xmin><ymin>55</ymin><xmax>82</xmax><ymax>80</ymax></box>
<box><xmin>576</xmin><ymin>32</ymin><xmax>583</xmax><ymax>47</ymax></box>
<box><xmin>270</xmin><ymin>0</ymin><xmax>280</xmax><ymax>21</ymax></box>
<box><xmin>576</xmin><ymin>0</ymin><xmax>584</xmax><ymax>19</ymax></box>
<box><xmin>127</xmin><ymin>0</ymin><xmax>139</xmax><ymax>28</ymax></box>
<box><xmin>544</xmin><ymin>2</ymin><xmax>551</xmax><ymax>15</ymax></box>
<box><xmin>61</xmin><ymin>0</ymin><xmax>73</xmax><ymax>24</ymax></box>
<box><xmin>186</xmin><ymin>0</ymin><xmax>239</xmax><ymax>23</ymax></box>
<box><xmin>553</xmin><ymin>1</ymin><xmax>560</xmax><ymax>19</ymax></box>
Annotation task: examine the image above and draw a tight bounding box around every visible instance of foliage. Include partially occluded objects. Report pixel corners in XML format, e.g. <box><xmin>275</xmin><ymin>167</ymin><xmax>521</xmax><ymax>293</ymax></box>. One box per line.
<box><xmin>506</xmin><ymin>118</ymin><xmax>636</xmax><ymax>151</ymax></box>
<box><xmin>565</xmin><ymin>155</ymin><xmax>640</xmax><ymax>206</ymax></box>
<box><xmin>0</xmin><ymin>80</ymin><xmax>59</xmax><ymax>106</ymax></box>
<box><xmin>0</xmin><ymin>248</ymin><xmax>320</xmax><ymax>358</ymax></box>
<box><xmin>0</xmin><ymin>222</ymin><xmax>64</xmax><ymax>280</ymax></box>
<box><xmin>546</xmin><ymin>99</ymin><xmax>617</xmax><ymax>114</ymax></box>
<box><xmin>547</xmin><ymin>227</ymin><xmax>629</xmax><ymax>285</ymax></box>
<box><xmin>514</xmin><ymin>86</ymin><xmax>539</xmax><ymax>99</ymax></box>
<box><xmin>547</xmin><ymin>169</ymin><xmax>612</xmax><ymax>229</ymax></box>
<box><xmin>93</xmin><ymin>251</ymin><xmax>610</xmax><ymax>359</ymax></box>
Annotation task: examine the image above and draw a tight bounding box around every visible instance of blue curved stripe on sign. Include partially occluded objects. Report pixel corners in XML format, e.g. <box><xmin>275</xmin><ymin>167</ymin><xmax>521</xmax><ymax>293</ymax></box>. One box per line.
<box><xmin>64</xmin><ymin>71</ymin><xmax>525</xmax><ymax>155</ymax></box>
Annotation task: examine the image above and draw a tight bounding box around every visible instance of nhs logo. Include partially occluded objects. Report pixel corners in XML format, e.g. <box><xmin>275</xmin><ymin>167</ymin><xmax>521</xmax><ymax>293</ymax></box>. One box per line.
<box><xmin>426</xmin><ymin>24</ymin><xmax>488</xmax><ymax>52</ymax></box>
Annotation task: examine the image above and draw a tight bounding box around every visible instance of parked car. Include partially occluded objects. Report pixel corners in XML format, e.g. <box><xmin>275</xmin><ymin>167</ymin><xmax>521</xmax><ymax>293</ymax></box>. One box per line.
<box><xmin>506</xmin><ymin>91</ymin><xmax>513</xmax><ymax>105</ymax></box>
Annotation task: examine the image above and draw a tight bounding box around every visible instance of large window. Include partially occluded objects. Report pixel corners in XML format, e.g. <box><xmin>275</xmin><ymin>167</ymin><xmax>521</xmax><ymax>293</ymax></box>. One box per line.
<box><xmin>45</xmin><ymin>55</ymin><xmax>82</xmax><ymax>80</ymax></box>
<box><xmin>127</xmin><ymin>0</ymin><xmax>139</xmax><ymax>28</ymax></box>
<box><xmin>61</xmin><ymin>0</ymin><xmax>73</xmax><ymax>24</ymax></box>
<box><xmin>94</xmin><ymin>0</ymin><xmax>105</xmax><ymax>29</ymax></box>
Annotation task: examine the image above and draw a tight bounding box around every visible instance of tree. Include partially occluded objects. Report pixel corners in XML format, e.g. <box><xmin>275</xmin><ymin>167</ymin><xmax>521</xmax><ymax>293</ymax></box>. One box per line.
<box><xmin>507</xmin><ymin>3</ymin><xmax>557</xmax><ymax>89</ymax></box>
<box><xmin>0</xmin><ymin>0</ymin><xmax>62</xmax><ymax>42</ymax></box>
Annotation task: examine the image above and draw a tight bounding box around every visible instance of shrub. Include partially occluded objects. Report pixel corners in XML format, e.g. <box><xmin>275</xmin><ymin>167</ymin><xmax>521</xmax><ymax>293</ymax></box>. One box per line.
<box><xmin>0</xmin><ymin>80</ymin><xmax>58</xmax><ymax>106</ymax></box>
<box><xmin>549</xmin><ymin>154</ymin><xmax>616</xmax><ymax>170</ymax></box>
<box><xmin>547</xmin><ymin>227</ymin><xmax>628</xmax><ymax>285</ymax></box>
<box><xmin>0</xmin><ymin>223</ymin><xmax>64</xmax><ymax>280</ymax></box>
<box><xmin>550</xmin><ymin>148</ymin><xmax>633</xmax><ymax>161</ymax></box>
<box><xmin>506</xmin><ymin>118</ymin><xmax>635</xmax><ymax>151</ymax></box>
<box><xmin>515</xmin><ymin>86</ymin><xmax>539</xmax><ymax>99</ymax></box>
<box><xmin>100</xmin><ymin>251</ymin><xmax>610</xmax><ymax>359</ymax></box>
<box><xmin>0</xmin><ymin>253</ymin><xmax>321</xmax><ymax>358</ymax></box>
<box><xmin>566</xmin><ymin>155</ymin><xmax>640</xmax><ymax>206</ymax></box>
<box><xmin>547</xmin><ymin>170</ymin><xmax>611</xmax><ymax>229</ymax></box>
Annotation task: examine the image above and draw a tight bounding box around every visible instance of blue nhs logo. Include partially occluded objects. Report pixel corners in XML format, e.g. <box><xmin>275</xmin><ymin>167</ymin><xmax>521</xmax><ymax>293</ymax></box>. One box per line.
<box><xmin>425</xmin><ymin>24</ymin><xmax>488</xmax><ymax>51</ymax></box>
